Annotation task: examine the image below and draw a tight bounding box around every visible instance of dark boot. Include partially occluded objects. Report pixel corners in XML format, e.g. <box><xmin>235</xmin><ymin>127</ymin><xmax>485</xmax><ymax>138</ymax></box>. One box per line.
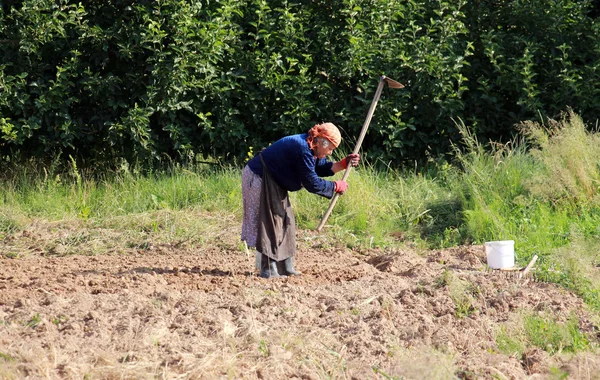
<box><xmin>259</xmin><ymin>254</ymin><xmax>285</xmax><ymax>279</ymax></box>
<box><xmin>278</xmin><ymin>256</ymin><xmax>300</xmax><ymax>276</ymax></box>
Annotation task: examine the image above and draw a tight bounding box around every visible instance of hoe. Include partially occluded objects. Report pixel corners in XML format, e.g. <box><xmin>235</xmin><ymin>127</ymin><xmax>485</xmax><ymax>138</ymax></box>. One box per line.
<box><xmin>317</xmin><ymin>75</ymin><xmax>404</xmax><ymax>232</ymax></box>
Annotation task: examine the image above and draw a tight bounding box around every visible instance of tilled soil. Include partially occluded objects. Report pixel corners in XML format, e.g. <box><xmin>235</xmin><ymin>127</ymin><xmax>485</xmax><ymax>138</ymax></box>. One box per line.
<box><xmin>1</xmin><ymin>229</ymin><xmax>599</xmax><ymax>379</ymax></box>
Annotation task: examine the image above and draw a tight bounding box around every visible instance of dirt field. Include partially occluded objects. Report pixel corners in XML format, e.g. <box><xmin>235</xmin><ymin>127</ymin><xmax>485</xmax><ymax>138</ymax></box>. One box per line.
<box><xmin>1</xmin><ymin>223</ymin><xmax>599</xmax><ymax>379</ymax></box>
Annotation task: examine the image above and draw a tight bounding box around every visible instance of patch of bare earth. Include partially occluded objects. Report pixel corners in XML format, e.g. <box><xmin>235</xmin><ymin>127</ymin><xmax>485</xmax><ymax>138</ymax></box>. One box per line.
<box><xmin>1</xmin><ymin>227</ymin><xmax>599</xmax><ymax>379</ymax></box>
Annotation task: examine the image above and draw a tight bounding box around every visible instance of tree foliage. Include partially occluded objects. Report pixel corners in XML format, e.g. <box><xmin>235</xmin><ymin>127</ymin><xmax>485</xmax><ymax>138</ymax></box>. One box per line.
<box><xmin>1</xmin><ymin>0</ymin><xmax>599</xmax><ymax>168</ymax></box>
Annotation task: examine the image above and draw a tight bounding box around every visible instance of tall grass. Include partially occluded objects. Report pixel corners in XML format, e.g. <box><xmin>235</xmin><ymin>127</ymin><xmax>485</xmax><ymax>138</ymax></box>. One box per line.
<box><xmin>450</xmin><ymin>111</ymin><xmax>600</xmax><ymax>310</ymax></box>
<box><xmin>0</xmin><ymin>159</ymin><xmax>243</xmax><ymax>255</ymax></box>
<box><xmin>291</xmin><ymin>162</ymin><xmax>453</xmax><ymax>248</ymax></box>
<box><xmin>450</xmin><ymin>119</ymin><xmax>573</xmax><ymax>257</ymax></box>
<box><xmin>0</xmin><ymin>159</ymin><xmax>241</xmax><ymax>221</ymax></box>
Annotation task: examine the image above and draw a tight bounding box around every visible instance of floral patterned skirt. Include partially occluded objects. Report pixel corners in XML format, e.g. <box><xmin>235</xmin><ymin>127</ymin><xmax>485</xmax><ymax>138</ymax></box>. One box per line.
<box><xmin>241</xmin><ymin>165</ymin><xmax>262</xmax><ymax>247</ymax></box>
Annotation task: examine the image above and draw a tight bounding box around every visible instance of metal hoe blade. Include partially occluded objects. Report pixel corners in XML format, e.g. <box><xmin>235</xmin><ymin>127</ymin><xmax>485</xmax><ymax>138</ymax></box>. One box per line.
<box><xmin>384</xmin><ymin>76</ymin><xmax>405</xmax><ymax>89</ymax></box>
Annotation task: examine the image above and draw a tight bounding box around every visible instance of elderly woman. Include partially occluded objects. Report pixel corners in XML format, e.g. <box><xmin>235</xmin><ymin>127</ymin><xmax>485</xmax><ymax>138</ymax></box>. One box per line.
<box><xmin>241</xmin><ymin>122</ymin><xmax>360</xmax><ymax>278</ymax></box>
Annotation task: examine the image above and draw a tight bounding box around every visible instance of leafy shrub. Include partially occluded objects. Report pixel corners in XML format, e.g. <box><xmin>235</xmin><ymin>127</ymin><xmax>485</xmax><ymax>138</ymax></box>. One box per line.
<box><xmin>2</xmin><ymin>0</ymin><xmax>600</xmax><ymax>169</ymax></box>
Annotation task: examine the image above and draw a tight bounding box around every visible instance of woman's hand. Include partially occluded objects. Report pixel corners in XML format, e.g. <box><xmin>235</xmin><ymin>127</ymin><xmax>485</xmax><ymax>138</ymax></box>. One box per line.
<box><xmin>331</xmin><ymin>153</ymin><xmax>361</xmax><ymax>173</ymax></box>
<box><xmin>334</xmin><ymin>180</ymin><xmax>348</xmax><ymax>194</ymax></box>
<box><xmin>342</xmin><ymin>153</ymin><xmax>360</xmax><ymax>168</ymax></box>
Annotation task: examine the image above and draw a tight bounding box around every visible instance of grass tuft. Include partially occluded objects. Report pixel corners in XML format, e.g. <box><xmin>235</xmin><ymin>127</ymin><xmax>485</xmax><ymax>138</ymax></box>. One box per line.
<box><xmin>519</xmin><ymin>110</ymin><xmax>600</xmax><ymax>204</ymax></box>
<box><xmin>496</xmin><ymin>312</ymin><xmax>593</xmax><ymax>357</ymax></box>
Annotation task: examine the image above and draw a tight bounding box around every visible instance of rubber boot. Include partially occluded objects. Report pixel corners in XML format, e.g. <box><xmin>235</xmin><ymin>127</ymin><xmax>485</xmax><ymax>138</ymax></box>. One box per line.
<box><xmin>259</xmin><ymin>254</ymin><xmax>285</xmax><ymax>279</ymax></box>
<box><xmin>278</xmin><ymin>256</ymin><xmax>300</xmax><ymax>276</ymax></box>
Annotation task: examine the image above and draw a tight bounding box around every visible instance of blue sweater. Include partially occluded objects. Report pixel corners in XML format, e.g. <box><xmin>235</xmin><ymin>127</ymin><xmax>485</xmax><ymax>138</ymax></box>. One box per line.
<box><xmin>247</xmin><ymin>133</ymin><xmax>336</xmax><ymax>198</ymax></box>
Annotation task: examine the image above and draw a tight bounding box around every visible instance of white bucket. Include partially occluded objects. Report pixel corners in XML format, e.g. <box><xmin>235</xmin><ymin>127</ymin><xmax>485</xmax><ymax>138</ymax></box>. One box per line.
<box><xmin>484</xmin><ymin>240</ymin><xmax>515</xmax><ymax>269</ymax></box>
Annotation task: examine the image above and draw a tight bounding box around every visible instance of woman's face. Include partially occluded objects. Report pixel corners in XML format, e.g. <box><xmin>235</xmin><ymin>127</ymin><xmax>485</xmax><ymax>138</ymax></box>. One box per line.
<box><xmin>314</xmin><ymin>138</ymin><xmax>335</xmax><ymax>159</ymax></box>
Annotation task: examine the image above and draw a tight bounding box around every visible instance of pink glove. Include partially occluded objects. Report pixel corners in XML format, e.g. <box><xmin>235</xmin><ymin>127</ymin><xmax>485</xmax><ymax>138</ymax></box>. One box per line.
<box><xmin>342</xmin><ymin>153</ymin><xmax>360</xmax><ymax>169</ymax></box>
<box><xmin>334</xmin><ymin>180</ymin><xmax>348</xmax><ymax>194</ymax></box>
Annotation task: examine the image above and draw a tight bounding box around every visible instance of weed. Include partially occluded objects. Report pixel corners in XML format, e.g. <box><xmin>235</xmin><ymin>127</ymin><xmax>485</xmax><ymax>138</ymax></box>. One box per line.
<box><xmin>26</xmin><ymin>313</ymin><xmax>41</xmax><ymax>329</ymax></box>
<box><xmin>524</xmin><ymin>315</ymin><xmax>590</xmax><ymax>354</ymax></box>
<box><xmin>547</xmin><ymin>367</ymin><xmax>570</xmax><ymax>379</ymax></box>
<box><xmin>58</xmin><ymin>231</ymin><xmax>91</xmax><ymax>247</ymax></box>
<box><xmin>1</xmin><ymin>251</ymin><xmax>20</xmax><ymax>259</ymax></box>
<box><xmin>0</xmin><ymin>352</ymin><xmax>15</xmax><ymax>362</ymax></box>
<box><xmin>0</xmin><ymin>213</ymin><xmax>21</xmax><ymax>235</ymax></box>
<box><xmin>438</xmin><ymin>271</ymin><xmax>477</xmax><ymax>319</ymax></box>
<box><xmin>434</xmin><ymin>269</ymin><xmax>452</xmax><ymax>288</ymax></box>
<box><xmin>52</xmin><ymin>315</ymin><xmax>68</xmax><ymax>325</ymax></box>
<box><xmin>454</xmin><ymin>297</ymin><xmax>475</xmax><ymax>319</ymax></box>
<box><xmin>496</xmin><ymin>313</ymin><xmax>592</xmax><ymax>357</ymax></box>
<box><xmin>496</xmin><ymin>325</ymin><xmax>526</xmax><ymax>356</ymax></box>
<box><xmin>379</xmin><ymin>294</ymin><xmax>395</xmax><ymax>318</ymax></box>
<box><xmin>372</xmin><ymin>366</ymin><xmax>403</xmax><ymax>379</ymax></box>
<box><xmin>258</xmin><ymin>340</ymin><xmax>269</xmax><ymax>357</ymax></box>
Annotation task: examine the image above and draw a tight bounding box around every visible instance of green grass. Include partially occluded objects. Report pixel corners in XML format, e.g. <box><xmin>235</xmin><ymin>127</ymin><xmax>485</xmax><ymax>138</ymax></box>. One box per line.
<box><xmin>0</xmin><ymin>352</ymin><xmax>15</xmax><ymax>362</ymax></box>
<box><xmin>496</xmin><ymin>313</ymin><xmax>592</xmax><ymax>357</ymax></box>
<box><xmin>0</xmin><ymin>160</ymin><xmax>241</xmax><ymax>220</ymax></box>
<box><xmin>1</xmin><ymin>111</ymin><xmax>600</xmax><ymax>311</ymax></box>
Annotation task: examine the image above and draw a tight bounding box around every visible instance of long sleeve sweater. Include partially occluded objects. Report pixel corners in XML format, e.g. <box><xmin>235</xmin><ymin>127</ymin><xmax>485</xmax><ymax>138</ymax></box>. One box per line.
<box><xmin>246</xmin><ymin>133</ymin><xmax>336</xmax><ymax>198</ymax></box>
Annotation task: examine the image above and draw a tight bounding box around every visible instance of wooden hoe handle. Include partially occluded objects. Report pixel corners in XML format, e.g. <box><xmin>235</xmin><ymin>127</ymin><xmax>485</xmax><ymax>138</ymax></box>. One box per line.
<box><xmin>316</xmin><ymin>76</ymin><xmax>388</xmax><ymax>232</ymax></box>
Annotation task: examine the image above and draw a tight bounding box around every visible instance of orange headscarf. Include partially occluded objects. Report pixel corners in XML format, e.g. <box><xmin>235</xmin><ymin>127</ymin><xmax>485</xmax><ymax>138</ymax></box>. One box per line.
<box><xmin>307</xmin><ymin>122</ymin><xmax>342</xmax><ymax>150</ymax></box>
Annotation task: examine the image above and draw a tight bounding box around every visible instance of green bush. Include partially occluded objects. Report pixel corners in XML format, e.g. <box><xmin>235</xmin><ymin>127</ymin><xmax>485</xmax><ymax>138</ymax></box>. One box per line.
<box><xmin>2</xmin><ymin>0</ymin><xmax>600</xmax><ymax>169</ymax></box>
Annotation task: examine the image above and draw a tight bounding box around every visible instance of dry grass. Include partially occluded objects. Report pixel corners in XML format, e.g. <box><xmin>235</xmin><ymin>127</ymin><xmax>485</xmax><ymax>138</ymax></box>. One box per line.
<box><xmin>551</xmin><ymin>231</ymin><xmax>600</xmax><ymax>288</ymax></box>
<box><xmin>376</xmin><ymin>345</ymin><xmax>457</xmax><ymax>379</ymax></box>
<box><xmin>0</xmin><ymin>209</ymin><xmax>242</xmax><ymax>259</ymax></box>
<box><xmin>519</xmin><ymin>109</ymin><xmax>600</xmax><ymax>204</ymax></box>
